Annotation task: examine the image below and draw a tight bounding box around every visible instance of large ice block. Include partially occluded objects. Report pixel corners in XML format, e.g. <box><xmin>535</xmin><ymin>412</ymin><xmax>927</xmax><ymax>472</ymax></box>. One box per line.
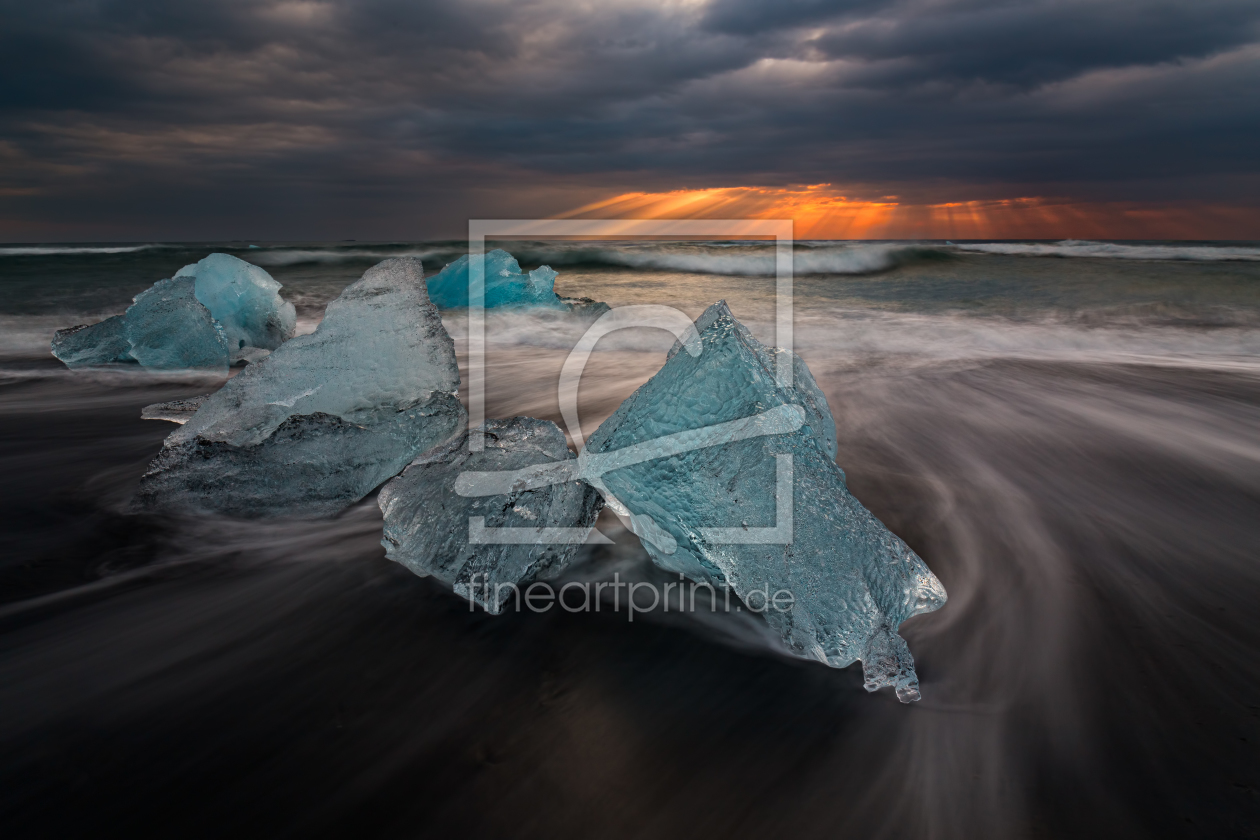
<box><xmin>176</xmin><ymin>253</ymin><xmax>296</xmax><ymax>357</ymax></box>
<box><xmin>123</xmin><ymin>277</ymin><xmax>231</xmax><ymax>372</ymax></box>
<box><xmin>427</xmin><ymin>249</ymin><xmax>598</xmax><ymax>311</ymax></box>
<box><xmin>583</xmin><ymin>301</ymin><xmax>946</xmax><ymax>701</ymax></box>
<box><xmin>50</xmin><ymin>316</ymin><xmax>135</xmax><ymax>368</ymax></box>
<box><xmin>379</xmin><ymin>417</ymin><xmax>604</xmax><ymax>613</ymax></box>
<box><xmin>132</xmin><ymin>257</ymin><xmax>466</xmax><ymax>518</ymax></box>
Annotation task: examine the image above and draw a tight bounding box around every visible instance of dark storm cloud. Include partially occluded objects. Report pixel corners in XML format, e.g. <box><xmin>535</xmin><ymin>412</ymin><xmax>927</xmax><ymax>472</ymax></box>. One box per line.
<box><xmin>0</xmin><ymin>0</ymin><xmax>1258</xmax><ymax>238</ymax></box>
<box><xmin>701</xmin><ymin>0</ymin><xmax>890</xmax><ymax>35</ymax></box>
<box><xmin>810</xmin><ymin>0</ymin><xmax>1260</xmax><ymax>87</ymax></box>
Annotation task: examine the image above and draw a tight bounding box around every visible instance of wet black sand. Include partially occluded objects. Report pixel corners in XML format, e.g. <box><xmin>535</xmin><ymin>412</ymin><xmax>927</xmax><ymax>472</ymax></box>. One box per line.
<box><xmin>1</xmin><ymin>358</ymin><xmax>1258</xmax><ymax>839</ymax></box>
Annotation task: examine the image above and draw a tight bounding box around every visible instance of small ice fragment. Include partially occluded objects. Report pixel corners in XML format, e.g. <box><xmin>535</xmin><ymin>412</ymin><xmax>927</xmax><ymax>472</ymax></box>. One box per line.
<box><xmin>123</xmin><ymin>277</ymin><xmax>231</xmax><ymax>372</ymax></box>
<box><xmin>379</xmin><ymin>417</ymin><xmax>604</xmax><ymax>613</ymax></box>
<box><xmin>583</xmin><ymin>301</ymin><xmax>946</xmax><ymax>702</ymax></box>
<box><xmin>131</xmin><ymin>257</ymin><xmax>466</xmax><ymax>518</ymax></box>
<box><xmin>141</xmin><ymin>395</ymin><xmax>211</xmax><ymax>424</ymax></box>
<box><xmin>426</xmin><ymin>249</ymin><xmax>607</xmax><ymax>312</ymax></box>
<box><xmin>558</xmin><ymin>295</ymin><xmax>613</xmax><ymax>317</ymax></box>
<box><xmin>50</xmin><ymin>316</ymin><xmax>135</xmax><ymax>368</ymax></box>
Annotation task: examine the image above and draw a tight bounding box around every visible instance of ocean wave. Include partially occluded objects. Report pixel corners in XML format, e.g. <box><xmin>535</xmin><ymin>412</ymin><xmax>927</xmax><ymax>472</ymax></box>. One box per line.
<box><xmin>12</xmin><ymin>305</ymin><xmax>1252</xmax><ymax>368</ymax></box>
<box><xmin>442</xmin><ymin>306</ymin><xmax>1260</xmax><ymax>447</ymax></box>
<box><xmin>953</xmin><ymin>240</ymin><xmax>1260</xmax><ymax>261</ymax></box>
<box><xmin>789</xmin><ymin>308</ymin><xmax>1260</xmax><ymax>370</ymax></box>
<box><xmin>241</xmin><ymin>242</ymin><xmax>933</xmax><ymax>275</ymax></box>
<box><xmin>0</xmin><ymin>244</ymin><xmax>164</xmax><ymax>256</ymax></box>
<box><xmin>244</xmin><ymin>238</ymin><xmax>1260</xmax><ymax>275</ymax></box>
<box><xmin>441</xmin><ymin>305</ymin><xmax>1260</xmax><ymax>369</ymax></box>
<box><xmin>246</xmin><ymin>247</ymin><xmax>467</xmax><ymax>267</ymax></box>
<box><xmin>504</xmin><ymin>243</ymin><xmax>937</xmax><ymax>276</ymax></box>
<box><xmin>0</xmin><ymin>314</ymin><xmax>81</xmax><ymax>359</ymax></box>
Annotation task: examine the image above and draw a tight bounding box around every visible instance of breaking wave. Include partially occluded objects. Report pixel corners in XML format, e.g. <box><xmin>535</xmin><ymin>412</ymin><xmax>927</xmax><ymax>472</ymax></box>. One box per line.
<box><xmin>242</xmin><ymin>242</ymin><xmax>936</xmax><ymax>275</ymax></box>
<box><xmin>436</xmin><ymin>307</ymin><xmax>1260</xmax><ymax>371</ymax></box>
<box><xmin>509</xmin><ymin>243</ymin><xmax>930</xmax><ymax>275</ymax></box>
<box><xmin>954</xmin><ymin>240</ymin><xmax>1260</xmax><ymax>261</ymax></box>
<box><xmin>6</xmin><ymin>240</ymin><xmax>1259</xmax><ymax>269</ymax></box>
<box><xmin>246</xmin><ymin>247</ymin><xmax>467</xmax><ymax>268</ymax></box>
<box><xmin>0</xmin><ymin>244</ymin><xmax>164</xmax><ymax>256</ymax></box>
<box><xmin>234</xmin><ymin>239</ymin><xmax>1260</xmax><ymax>276</ymax></box>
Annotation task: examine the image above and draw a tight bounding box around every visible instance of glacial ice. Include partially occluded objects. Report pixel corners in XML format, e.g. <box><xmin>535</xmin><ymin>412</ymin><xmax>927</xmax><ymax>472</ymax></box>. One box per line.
<box><xmin>582</xmin><ymin>301</ymin><xmax>946</xmax><ymax>702</ymax></box>
<box><xmin>141</xmin><ymin>395</ymin><xmax>211</xmax><ymax>424</ymax></box>
<box><xmin>233</xmin><ymin>346</ymin><xmax>272</xmax><ymax>366</ymax></box>
<box><xmin>426</xmin><ymin>249</ymin><xmax>608</xmax><ymax>313</ymax></box>
<box><xmin>175</xmin><ymin>253</ymin><xmax>296</xmax><ymax>358</ymax></box>
<box><xmin>50</xmin><ymin>253</ymin><xmax>295</xmax><ymax>371</ymax></box>
<box><xmin>51</xmin><ymin>316</ymin><xmax>135</xmax><ymax>367</ymax></box>
<box><xmin>123</xmin><ymin>277</ymin><xmax>231</xmax><ymax>372</ymax></box>
<box><xmin>557</xmin><ymin>295</ymin><xmax>613</xmax><ymax>317</ymax></box>
<box><xmin>379</xmin><ymin>417</ymin><xmax>605</xmax><ymax>613</ymax></box>
<box><xmin>131</xmin><ymin>257</ymin><xmax>467</xmax><ymax>518</ymax></box>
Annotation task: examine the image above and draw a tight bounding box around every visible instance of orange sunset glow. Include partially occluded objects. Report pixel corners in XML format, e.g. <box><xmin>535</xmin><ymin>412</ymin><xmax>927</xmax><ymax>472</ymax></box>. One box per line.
<box><xmin>561</xmin><ymin>185</ymin><xmax>1260</xmax><ymax>240</ymax></box>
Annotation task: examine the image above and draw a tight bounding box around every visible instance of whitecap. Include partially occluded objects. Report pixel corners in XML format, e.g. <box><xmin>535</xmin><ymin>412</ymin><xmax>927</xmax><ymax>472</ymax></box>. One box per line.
<box><xmin>0</xmin><ymin>245</ymin><xmax>164</xmax><ymax>256</ymax></box>
<box><xmin>953</xmin><ymin>240</ymin><xmax>1260</xmax><ymax>261</ymax></box>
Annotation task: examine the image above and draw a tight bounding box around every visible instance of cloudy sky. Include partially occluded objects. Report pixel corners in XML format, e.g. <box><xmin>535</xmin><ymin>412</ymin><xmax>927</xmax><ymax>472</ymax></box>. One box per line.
<box><xmin>2</xmin><ymin>0</ymin><xmax>1258</xmax><ymax>239</ymax></box>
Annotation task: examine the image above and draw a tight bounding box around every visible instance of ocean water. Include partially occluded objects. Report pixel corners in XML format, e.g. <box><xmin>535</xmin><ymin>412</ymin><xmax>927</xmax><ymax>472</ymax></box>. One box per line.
<box><xmin>1</xmin><ymin>240</ymin><xmax>1258</xmax><ymax>838</ymax></box>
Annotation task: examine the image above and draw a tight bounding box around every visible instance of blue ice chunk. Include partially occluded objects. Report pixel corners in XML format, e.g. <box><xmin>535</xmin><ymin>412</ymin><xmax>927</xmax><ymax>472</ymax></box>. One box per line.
<box><xmin>426</xmin><ymin>250</ymin><xmax>573</xmax><ymax>310</ymax></box>
<box><xmin>132</xmin><ymin>257</ymin><xmax>466</xmax><ymax>518</ymax></box>
<box><xmin>583</xmin><ymin>301</ymin><xmax>946</xmax><ymax>702</ymax></box>
<box><xmin>50</xmin><ymin>253</ymin><xmax>295</xmax><ymax>372</ymax></box>
<box><xmin>123</xmin><ymin>277</ymin><xmax>231</xmax><ymax>372</ymax></box>
<box><xmin>379</xmin><ymin>417</ymin><xmax>604</xmax><ymax>613</ymax></box>
<box><xmin>51</xmin><ymin>316</ymin><xmax>135</xmax><ymax>367</ymax></box>
<box><xmin>175</xmin><ymin>253</ymin><xmax>296</xmax><ymax>358</ymax></box>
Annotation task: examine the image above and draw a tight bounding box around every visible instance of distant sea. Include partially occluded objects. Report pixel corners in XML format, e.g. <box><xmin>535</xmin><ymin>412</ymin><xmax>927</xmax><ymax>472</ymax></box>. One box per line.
<box><xmin>1</xmin><ymin>240</ymin><xmax>1258</xmax><ymax>838</ymax></box>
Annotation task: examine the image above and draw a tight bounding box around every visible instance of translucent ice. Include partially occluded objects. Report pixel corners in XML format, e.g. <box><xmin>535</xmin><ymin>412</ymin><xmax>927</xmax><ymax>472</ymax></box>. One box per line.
<box><xmin>175</xmin><ymin>253</ymin><xmax>296</xmax><ymax>358</ymax></box>
<box><xmin>379</xmin><ymin>417</ymin><xmax>604</xmax><ymax>613</ymax></box>
<box><xmin>558</xmin><ymin>295</ymin><xmax>613</xmax><ymax>317</ymax></box>
<box><xmin>426</xmin><ymin>249</ymin><xmax>604</xmax><ymax>311</ymax></box>
<box><xmin>51</xmin><ymin>316</ymin><xmax>135</xmax><ymax>367</ymax></box>
<box><xmin>582</xmin><ymin>301</ymin><xmax>946</xmax><ymax>702</ymax></box>
<box><xmin>123</xmin><ymin>277</ymin><xmax>231</xmax><ymax>372</ymax></box>
<box><xmin>132</xmin><ymin>257</ymin><xmax>466</xmax><ymax>518</ymax></box>
<box><xmin>141</xmin><ymin>395</ymin><xmax>210</xmax><ymax>424</ymax></box>
<box><xmin>50</xmin><ymin>253</ymin><xmax>294</xmax><ymax>371</ymax></box>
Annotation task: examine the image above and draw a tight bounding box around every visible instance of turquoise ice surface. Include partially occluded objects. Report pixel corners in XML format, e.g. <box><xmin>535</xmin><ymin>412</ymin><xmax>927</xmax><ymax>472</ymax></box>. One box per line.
<box><xmin>123</xmin><ymin>277</ymin><xmax>230</xmax><ymax>372</ymax></box>
<box><xmin>426</xmin><ymin>249</ymin><xmax>569</xmax><ymax>310</ymax></box>
<box><xmin>177</xmin><ymin>253</ymin><xmax>296</xmax><ymax>357</ymax></box>
<box><xmin>584</xmin><ymin>301</ymin><xmax>947</xmax><ymax>702</ymax></box>
<box><xmin>50</xmin><ymin>315</ymin><xmax>135</xmax><ymax>367</ymax></box>
<box><xmin>51</xmin><ymin>252</ymin><xmax>294</xmax><ymax>370</ymax></box>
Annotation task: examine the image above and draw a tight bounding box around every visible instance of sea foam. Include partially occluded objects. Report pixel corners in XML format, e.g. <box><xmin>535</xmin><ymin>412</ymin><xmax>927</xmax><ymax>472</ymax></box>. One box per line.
<box><xmin>954</xmin><ymin>240</ymin><xmax>1260</xmax><ymax>261</ymax></box>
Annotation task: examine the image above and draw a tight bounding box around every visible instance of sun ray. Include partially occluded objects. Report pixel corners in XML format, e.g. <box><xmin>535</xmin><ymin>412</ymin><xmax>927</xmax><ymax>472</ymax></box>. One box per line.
<box><xmin>554</xmin><ymin>186</ymin><xmax>1260</xmax><ymax>239</ymax></box>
